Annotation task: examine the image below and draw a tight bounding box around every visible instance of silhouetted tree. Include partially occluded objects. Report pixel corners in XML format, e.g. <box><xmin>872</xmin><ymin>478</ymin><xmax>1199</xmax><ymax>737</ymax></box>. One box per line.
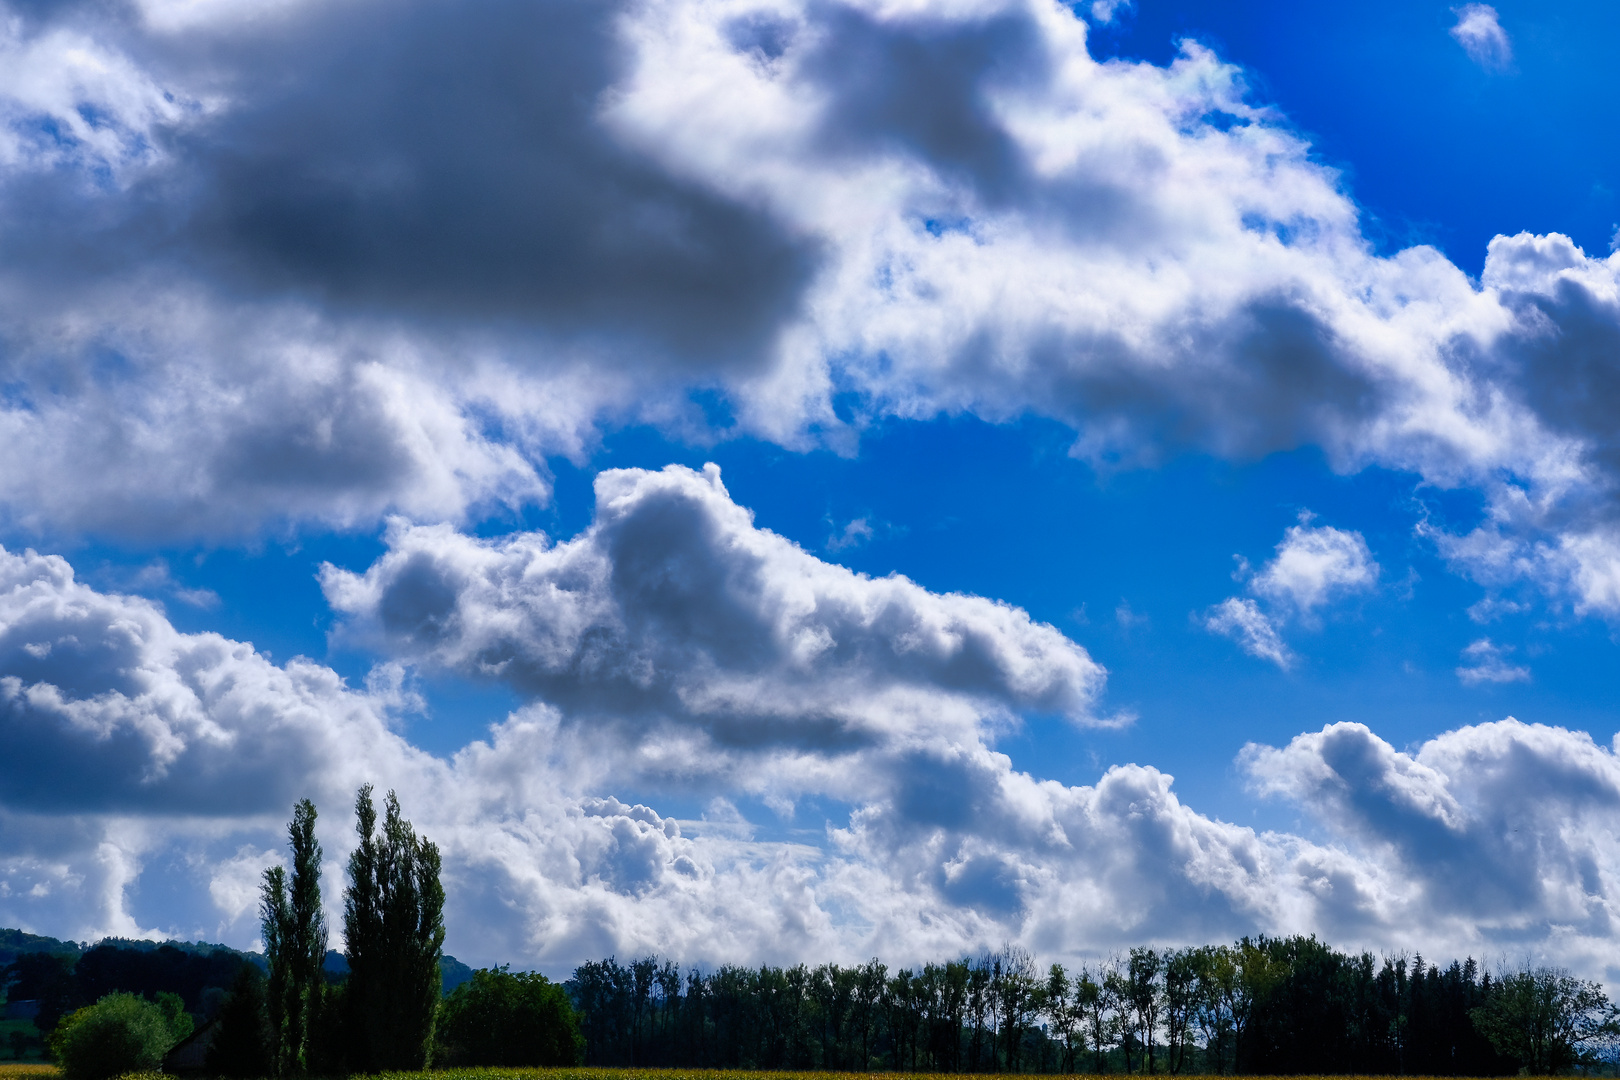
<box><xmin>206</xmin><ymin>965</ymin><xmax>272</xmax><ymax>1078</ymax></box>
<box><xmin>260</xmin><ymin>798</ymin><xmax>327</xmax><ymax>1075</ymax></box>
<box><xmin>343</xmin><ymin>785</ymin><xmax>445</xmax><ymax>1071</ymax></box>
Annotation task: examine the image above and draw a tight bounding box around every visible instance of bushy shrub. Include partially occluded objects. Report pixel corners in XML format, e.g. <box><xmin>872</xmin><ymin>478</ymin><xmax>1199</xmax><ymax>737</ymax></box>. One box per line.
<box><xmin>48</xmin><ymin>992</ymin><xmax>185</xmax><ymax>1080</ymax></box>
<box><xmin>435</xmin><ymin>966</ymin><xmax>584</xmax><ymax>1066</ymax></box>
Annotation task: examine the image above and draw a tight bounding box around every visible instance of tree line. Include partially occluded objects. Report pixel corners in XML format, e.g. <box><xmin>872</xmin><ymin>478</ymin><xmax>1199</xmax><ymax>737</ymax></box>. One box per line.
<box><xmin>2</xmin><ymin>938</ymin><xmax>255</xmax><ymax>1057</ymax></box>
<box><xmin>12</xmin><ymin>789</ymin><xmax>581</xmax><ymax>1080</ymax></box>
<box><xmin>567</xmin><ymin>940</ymin><xmax>1620</xmax><ymax>1075</ymax></box>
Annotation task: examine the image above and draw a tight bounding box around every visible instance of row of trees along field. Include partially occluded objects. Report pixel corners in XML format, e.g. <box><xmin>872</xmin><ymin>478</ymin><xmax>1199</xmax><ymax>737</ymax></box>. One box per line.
<box><xmin>5</xmin><ymin>789</ymin><xmax>583</xmax><ymax>1080</ymax></box>
<box><xmin>567</xmin><ymin>942</ymin><xmax>1620</xmax><ymax>1075</ymax></box>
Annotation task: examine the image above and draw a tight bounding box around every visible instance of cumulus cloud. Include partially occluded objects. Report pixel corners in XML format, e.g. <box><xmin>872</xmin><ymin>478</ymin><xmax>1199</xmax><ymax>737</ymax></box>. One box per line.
<box><xmin>0</xmin><ymin>0</ymin><xmax>1612</xmax><ymax>603</ymax></box>
<box><xmin>5</xmin><ymin>0</ymin><xmax>1620</xmax><ymax>981</ymax></box>
<box><xmin>1450</xmin><ymin>4</ymin><xmax>1512</xmax><ymax>70</ymax></box>
<box><xmin>0</xmin><ymin>522</ymin><xmax>1273</xmax><ymax>963</ymax></box>
<box><xmin>1244</xmin><ymin>719</ymin><xmax>1620</xmax><ymax>953</ymax></box>
<box><xmin>321</xmin><ymin>463</ymin><xmax>1109</xmax><ymax>783</ymax></box>
<box><xmin>1455</xmin><ymin>638</ymin><xmax>1530</xmax><ymax>685</ymax></box>
<box><xmin>1424</xmin><ymin>234</ymin><xmax>1620</xmax><ymax>615</ymax></box>
<box><xmin>1204</xmin><ymin>515</ymin><xmax>1377</xmax><ymax>667</ymax></box>
<box><xmin>1252</xmin><ymin>517</ymin><xmax>1380</xmax><ymax>616</ymax></box>
<box><xmin>3</xmin><ymin>505</ymin><xmax>1620</xmax><ymax>973</ymax></box>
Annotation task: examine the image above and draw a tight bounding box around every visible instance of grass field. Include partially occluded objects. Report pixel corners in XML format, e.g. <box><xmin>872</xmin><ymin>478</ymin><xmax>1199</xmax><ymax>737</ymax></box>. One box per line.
<box><xmin>0</xmin><ymin>1069</ymin><xmax>1586</xmax><ymax>1080</ymax></box>
<box><xmin>389</xmin><ymin>1074</ymin><xmax>1578</xmax><ymax>1080</ymax></box>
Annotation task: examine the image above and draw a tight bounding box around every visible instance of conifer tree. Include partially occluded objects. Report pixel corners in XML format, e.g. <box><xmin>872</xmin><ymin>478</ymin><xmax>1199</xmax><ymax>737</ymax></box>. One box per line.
<box><xmin>343</xmin><ymin>785</ymin><xmax>446</xmax><ymax>1071</ymax></box>
<box><xmin>260</xmin><ymin>866</ymin><xmax>290</xmax><ymax>1074</ymax></box>
<box><xmin>260</xmin><ymin>798</ymin><xmax>328</xmax><ymax>1077</ymax></box>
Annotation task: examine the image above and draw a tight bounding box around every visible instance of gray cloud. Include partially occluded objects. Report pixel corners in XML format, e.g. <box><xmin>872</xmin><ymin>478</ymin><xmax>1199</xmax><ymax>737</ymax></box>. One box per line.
<box><xmin>1</xmin><ymin>0</ymin><xmax>815</xmax><ymax>364</ymax></box>
<box><xmin>0</xmin><ymin>0</ymin><xmax>1617</xmax><ymax>610</ymax></box>
<box><xmin>321</xmin><ymin>463</ymin><xmax>1109</xmax><ymax>767</ymax></box>
<box><xmin>2</xmin><ymin>530</ymin><xmax>1620</xmax><ymax>975</ymax></box>
<box><xmin>1244</xmin><ymin>720</ymin><xmax>1620</xmax><ymax>948</ymax></box>
<box><xmin>0</xmin><ymin>545</ymin><xmax>423</xmax><ymax>815</ymax></box>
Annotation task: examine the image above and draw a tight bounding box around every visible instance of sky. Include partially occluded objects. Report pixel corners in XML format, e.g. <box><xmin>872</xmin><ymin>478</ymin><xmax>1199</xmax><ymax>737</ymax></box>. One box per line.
<box><xmin>2</xmin><ymin>0</ymin><xmax>1620</xmax><ymax>982</ymax></box>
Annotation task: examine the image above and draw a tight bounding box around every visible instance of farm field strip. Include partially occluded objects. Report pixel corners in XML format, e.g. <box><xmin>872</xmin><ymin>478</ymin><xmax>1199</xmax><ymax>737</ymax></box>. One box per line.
<box><xmin>0</xmin><ymin>1070</ymin><xmax>1579</xmax><ymax>1080</ymax></box>
<box><xmin>379</xmin><ymin>1071</ymin><xmax>1574</xmax><ymax>1080</ymax></box>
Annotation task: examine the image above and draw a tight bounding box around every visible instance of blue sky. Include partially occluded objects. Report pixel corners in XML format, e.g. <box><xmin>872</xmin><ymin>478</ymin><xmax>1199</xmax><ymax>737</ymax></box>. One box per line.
<box><xmin>2</xmin><ymin>0</ymin><xmax>1620</xmax><ymax>978</ymax></box>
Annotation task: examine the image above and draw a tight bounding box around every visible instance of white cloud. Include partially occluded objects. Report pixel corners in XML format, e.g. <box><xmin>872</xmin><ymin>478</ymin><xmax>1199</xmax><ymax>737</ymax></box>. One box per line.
<box><xmin>1252</xmin><ymin>516</ymin><xmax>1380</xmax><ymax>616</ymax></box>
<box><xmin>320</xmin><ymin>463</ymin><xmax>1110</xmax><ymax>768</ymax></box>
<box><xmin>2</xmin><ymin>502</ymin><xmax>1620</xmax><ymax>975</ymax></box>
<box><xmin>0</xmin><ymin>285</ymin><xmax>569</xmax><ymax>537</ymax></box>
<box><xmin>826</xmin><ymin>516</ymin><xmax>875</xmax><ymax>551</ymax></box>
<box><xmin>1450</xmin><ymin>4</ymin><xmax>1512</xmax><ymax>70</ymax></box>
<box><xmin>1244</xmin><ymin>720</ymin><xmax>1620</xmax><ymax>956</ymax></box>
<box><xmin>1204</xmin><ymin>515</ymin><xmax>1377</xmax><ymax>666</ymax></box>
<box><xmin>0</xmin><ymin>0</ymin><xmax>1604</xmax><ymax>598</ymax></box>
<box><xmin>1088</xmin><ymin>0</ymin><xmax>1131</xmax><ymax>25</ymax></box>
<box><xmin>1203</xmin><ymin>597</ymin><xmax>1292</xmax><ymax>669</ymax></box>
<box><xmin>1466</xmin><ymin>595</ymin><xmax>1527</xmax><ymax>623</ymax></box>
<box><xmin>1455</xmin><ymin>637</ymin><xmax>1530</xmax><ymax>685</ymax></box>
<box><xmin>0</xmin><ymin>17</ymin><xmax>196</xmax><ymax>178</ymax></box>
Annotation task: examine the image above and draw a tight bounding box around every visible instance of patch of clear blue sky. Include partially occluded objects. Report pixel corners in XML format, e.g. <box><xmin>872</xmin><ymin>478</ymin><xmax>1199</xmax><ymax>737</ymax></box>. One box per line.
<box><xmin>1090</xmin><ymin>0</ymin><xmax>1620</xmax><ymax>272</ymax></box>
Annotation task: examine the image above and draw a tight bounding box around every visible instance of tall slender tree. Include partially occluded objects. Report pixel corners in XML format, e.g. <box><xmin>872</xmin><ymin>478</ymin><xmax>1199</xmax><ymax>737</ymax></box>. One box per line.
<box><xmin>343</xmin><ymin>785</ymin><xmax>446</xmax><ymax>1071</ymax></box>
<box><xmin>260</xmin><ymin>798</ymin><xmax>327</xmax><ymax>1076</ymax></box>
<box><xmin>260</xmin><ymin>866</ymin><xmax>289</xmax><ymax>1074</ymax></box>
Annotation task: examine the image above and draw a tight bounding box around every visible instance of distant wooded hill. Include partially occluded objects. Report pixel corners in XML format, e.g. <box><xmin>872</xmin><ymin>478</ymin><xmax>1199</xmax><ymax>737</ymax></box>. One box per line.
<box><xmin>0</xmin><ymin>925</ymin><xmax>473</xmax><ymax>1033</ymax></box>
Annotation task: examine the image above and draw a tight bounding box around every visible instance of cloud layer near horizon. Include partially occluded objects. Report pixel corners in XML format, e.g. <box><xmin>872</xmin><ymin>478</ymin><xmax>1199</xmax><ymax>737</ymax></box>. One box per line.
<box><xmin>0</xmin><ymin>0</ymin><xmax>1617</xmax><ymax>622</ymax></box>
<box><xmin>2</xmin><ymin>466</ymin><xmax>1620</xmax><ymax>980</ymax></box>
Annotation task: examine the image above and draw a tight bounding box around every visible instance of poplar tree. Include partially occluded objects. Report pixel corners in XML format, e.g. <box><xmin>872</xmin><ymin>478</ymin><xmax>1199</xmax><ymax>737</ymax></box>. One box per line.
<box><xmin>343</xmin><ymin>784</ymin><xmax>446</xmax><ymax>1071</ymax></box>
<box><xmin>260</xmin><ymin>798</ymin><xmax>328</xmax><ymax>1077</ymax></box>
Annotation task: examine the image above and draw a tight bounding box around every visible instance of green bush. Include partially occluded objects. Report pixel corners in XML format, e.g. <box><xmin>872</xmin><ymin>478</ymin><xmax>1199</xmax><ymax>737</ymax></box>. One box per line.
<box><xmin>48</xmin><ymin>992</ymin><xmax>186</xmax><ymax>1080</ymax></box>
<box><xmin>436</xmin><ymin>966</ymin><xmax>584</xmax><ymax>1067</ymax></box>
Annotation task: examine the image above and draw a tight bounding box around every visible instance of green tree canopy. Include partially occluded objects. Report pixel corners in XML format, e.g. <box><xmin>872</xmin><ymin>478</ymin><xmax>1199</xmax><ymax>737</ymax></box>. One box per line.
<box><xmin>261</xmin><ymin>797</ymin><xmax>328</xmax><ymax>1077</ymax></box>
<box><xmin>344</xmin><ymin>784</ymin><xmax>445</xmax><ymax>1072</ymax></box>
<box><xmin>437</xmin><ymin>965</ymin><xmax>584</xmax><ymax>1066</ymax></box>
<box><xmin>48</xmin><ymin>991</ymin><xmax>186</xmax><ymax>1080</ymax></box>
<box><xmin>1471</xmin><ymin>967</ymin><xmax>1619</xmax><ymax>1074</ymax></box>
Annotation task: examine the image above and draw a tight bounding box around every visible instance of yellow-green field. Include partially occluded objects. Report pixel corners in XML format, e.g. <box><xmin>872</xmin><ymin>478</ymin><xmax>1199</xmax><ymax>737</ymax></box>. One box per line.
<box><xmin>361</xmin><ymin>1075</ymin><xmax>1587</xmax><ymax>1080</ymax></box>
<box><xmin>0</xmin><ymin>1069</ymin><xmax>1585</xmax><ymax>1080</ymax></box>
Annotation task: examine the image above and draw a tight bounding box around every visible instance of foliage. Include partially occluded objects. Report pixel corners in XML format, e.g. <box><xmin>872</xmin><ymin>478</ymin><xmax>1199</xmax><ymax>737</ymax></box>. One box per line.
<box><xmin>437</xmin><ymin>966</ymin><xmax>585</xmax><ymax>1067</ymax></box>
<box><xmin>361</xmin><ymin>1070</ymin><xmax>1595</xmax><ymax>1080</ymax></box>
<box><xmin>564</xmin><ymin>941</ymin><xmax>1556</xmax><ymax>1074</ymax></box>
<box><xmin>208</xmin><ymin>963</ymin><xmax>274</xmax><ymax>1078</ymax></box>
<box><xmin>344</xmin><ymin>785</ymin><xmax>446</xmax><ymax>1072</ymax></box>
<box><xmin>1</xmin><ymin>955</ymin><xmax>77</xmax><ymax>1035</ymax></box>
<box><xmin>4</xmin><ymin>940</ymin><xmax>255</xmax><ymax>1040</ymax></box>
<box><xmin>1470</xmin><ymin>968</ymin><xmax>1620</xmax><ymax>1074</ymax></box>
<box><xmin>46</xmin><ymin>992</ymin><xmax>188</xmax><ymax>1080</ymax></box>
<box><xmin>262</xmin><ymin>797</ymin><xmax>329</xmax><ymax>1076</ymax></box>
